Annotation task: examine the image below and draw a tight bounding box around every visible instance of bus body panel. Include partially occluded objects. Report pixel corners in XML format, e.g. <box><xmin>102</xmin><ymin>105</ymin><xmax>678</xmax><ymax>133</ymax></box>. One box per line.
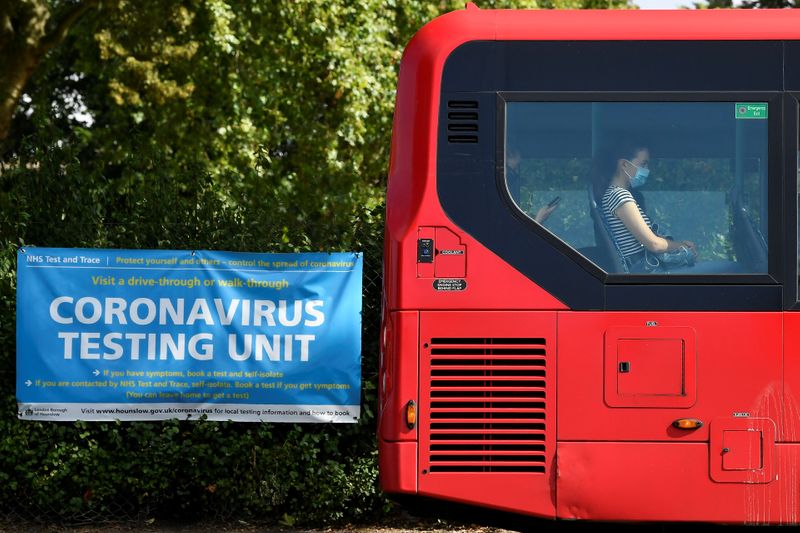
<box><xmin>491</xmin><ymin>8</ymin><xmax>800</xmax><ymax>42</ymax></box>
<box><xmin>385</xmin><ymin>7</ymin><xmax>800</xmax><ymax>312</ymax></box>
<box><xmin>416</xmin><ymin>310</ymin><xmax>557</xmax><ymax>518</ymax></box>
<box><xmin>379</xmin><ymin>311</ymin><xmax>419</xmax><ymax>443</ymax></box>
<box><xmin>388</xmin><ymin>6</ymin><xmax>800</xmax><ymax>245</ymax></box>
<box><xmin>387</xmin><ymin>225</ymin><xmax>569</xmax><ymax>311</ymax></box>
<box><xmin>557</xmin><ymin>442</ymin><xmax>799</xmax><ymax>524</ymax></box>
<box><xmin>381</xmin><ymin>5</ymin><xmax>800</xmax><ymax>525</ymax></box>
<box><xmin>558</xmin><ymin>311</ymin><xmax>783</xmax><ymax>442</ymax></box>
<box><xmin>783</xmin><ymin>313</ymin><xmax>800</xmax><ymax>443</ymax></box>
<box><xmin>418</xmin><ymin>471</ymin><xmax>555</xmax><ymax>519</ymax></box>
<box><xmin>378</xmin><ymin>310</ymin><xmax>419</xmax><ymax>495</ymax></box>
<box><xmin>379</xmin><ymin>440</ymin><xmax>418</xmax><ymax>495</ymax></box>
<box><xmin>386</xmin><ymin>9</ymin><xmax>567</xmax><ymax>312</ymax></box>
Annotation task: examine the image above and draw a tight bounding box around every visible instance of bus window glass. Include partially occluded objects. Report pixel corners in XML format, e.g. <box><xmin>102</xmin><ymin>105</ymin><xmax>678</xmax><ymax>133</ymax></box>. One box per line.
<box><xmin>505</xmin><ymin>101</ymin><xmax>769</xmax><ymax>275</ymax></box>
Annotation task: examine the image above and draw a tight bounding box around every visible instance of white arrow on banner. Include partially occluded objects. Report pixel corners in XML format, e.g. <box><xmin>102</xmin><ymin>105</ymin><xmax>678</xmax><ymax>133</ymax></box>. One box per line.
<box><xmin>93</xmin><ymin>369</ymin><xmax>100</xmax><ymax>376</ymax></box>
<box><xmin>25</xmin><ymin>380</ymin><xmax>32</xmax><ymax>387</ymax></box>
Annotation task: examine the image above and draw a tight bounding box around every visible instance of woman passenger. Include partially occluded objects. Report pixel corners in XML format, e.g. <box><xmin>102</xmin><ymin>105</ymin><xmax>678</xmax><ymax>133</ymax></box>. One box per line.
<box><xmin>592</xmin><ymin>142</ymin><xmax>698</xmax><ymax>273</ymax></box>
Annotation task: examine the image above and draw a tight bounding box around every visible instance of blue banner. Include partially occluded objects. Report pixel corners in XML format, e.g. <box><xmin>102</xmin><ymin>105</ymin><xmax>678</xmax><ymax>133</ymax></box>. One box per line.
<box><xmin>16</xmin><ymin>248</ymin><xmax>362</xmax><ymax>422</ymax></box>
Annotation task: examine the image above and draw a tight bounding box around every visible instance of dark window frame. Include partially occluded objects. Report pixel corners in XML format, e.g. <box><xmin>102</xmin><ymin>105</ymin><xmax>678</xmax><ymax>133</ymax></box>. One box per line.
<box><xmin>436</xmin><ymin>40</ymin><xmax>791</xmax><ymax>311</ymax></box>
<box><xmin>786</xmin><ymin>93</ymin><xmax>800</xmax><ymax>310</ymax></box>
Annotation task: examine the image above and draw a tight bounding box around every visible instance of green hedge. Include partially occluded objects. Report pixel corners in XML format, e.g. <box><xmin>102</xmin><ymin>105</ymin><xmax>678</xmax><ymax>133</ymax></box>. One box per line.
<box><xmin>0</xmin><ymin>136</ymin><xmax>388</xmax><ymax>525</ymax></box>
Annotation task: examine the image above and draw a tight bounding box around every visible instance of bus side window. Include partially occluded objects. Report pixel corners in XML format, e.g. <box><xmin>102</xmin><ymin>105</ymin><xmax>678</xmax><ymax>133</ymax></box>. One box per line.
<box><xmin>504</xmin><ymin>101</ymin><xmax>769</xmax><ymax>276</ymax></box>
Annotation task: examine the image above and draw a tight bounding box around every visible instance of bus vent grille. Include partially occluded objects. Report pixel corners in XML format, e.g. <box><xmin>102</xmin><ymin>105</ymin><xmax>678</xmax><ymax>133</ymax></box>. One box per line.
<box><xmin>426</xmin><ymin>337</ymin><xmax>547</xmax><ymax>473</ymax></box>
<box><xmin>447</xmin><ymin>101</ymin><xmax>479</xmax><ymax>144</ymax></box>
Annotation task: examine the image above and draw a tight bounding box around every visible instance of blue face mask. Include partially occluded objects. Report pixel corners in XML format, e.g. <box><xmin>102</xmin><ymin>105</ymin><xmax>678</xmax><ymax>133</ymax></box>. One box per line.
<box><xmin>626</xmin><ymin>163</ymin><xmax>650</xmax><ymax>189</ymax></box>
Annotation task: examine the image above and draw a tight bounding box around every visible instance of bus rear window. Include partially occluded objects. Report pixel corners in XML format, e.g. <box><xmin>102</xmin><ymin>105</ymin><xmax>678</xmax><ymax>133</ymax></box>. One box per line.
<box><xmin>504</xmin><ymin>101</ymin><xmax>769</xmax><ymax>275</ymax></box>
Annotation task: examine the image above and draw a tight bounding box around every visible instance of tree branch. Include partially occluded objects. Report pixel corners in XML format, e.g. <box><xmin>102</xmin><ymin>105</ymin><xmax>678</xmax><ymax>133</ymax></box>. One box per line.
<box><xmin>0</xmin><ymin>0</ymin><xmax>99</xmax><ymax>142</ymax></box>
<box><xmin>0</xmin><ymin>10</ymin><xmax>13</xmax><ymax>51</ymax></box>
<box><xmin>37</xmin><ymin>0</ymin><xmax>100</xmax><ymax>56</ymax></box>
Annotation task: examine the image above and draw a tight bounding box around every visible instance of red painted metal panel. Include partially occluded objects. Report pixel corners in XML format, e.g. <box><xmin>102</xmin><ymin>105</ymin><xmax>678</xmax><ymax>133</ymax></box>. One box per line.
<box><xmin>493</xmin><ymin>9</ymin><xmax>800</xmax><ymax>41</ymax></box>
<box><xmin>723</xmin><ymin>431</ymin><xmax>762</xmax><ymax>471</ymax></box>
<box><xmin>387</xmin><ymin>225</ymin><xmax>567</xmax><ymax>310</ymax></box>
<box><xmin>433</xmin><ymin>227</ymin><xmax>466</xmax><ymax>279</ymax></box>
<box><xmin>379</xmin><ymin>311</ymin><xmax>418</xmax><ymax>443</ymax></box>
<box><xmin>558</xmin><ymin>312</ymin><xmax>782</xmax><ymax>442</ymax></box>
<box><xmin>617</xmin><ymin>339</ymin><xmax>684</xmax><ymax>395</ymax></box>
<box><xmin>710</xmin><ymin>418</ymin><xmax>775</xmax><ymax>483</ymax></box>
<box><xmin>557</xmin><ymin>442</ymin><xmax>800</xmax><ymax>524</ymax></box>
<box><xmin>378</xmin><ymin>440</ymin><xmax>418</xmax><ymax>495</ymax></box>
<box><xmin>605</xmin><ymin>326</ymin><xmax>696</xmax><ymax>408</ymax></box>
<box><xmin>783</xmin><ymin>314</ymin><xmax>800</xmax><ymax>443</ymax></box>
<box><xmin>416</xmin><ymin>311</ymin><xmax>556</xmax><ymax>518</ymax></box>
<box><xmin>378</xmin><ymin>311</ymin><xmax>419</xmax><ymax>495</ymax></box>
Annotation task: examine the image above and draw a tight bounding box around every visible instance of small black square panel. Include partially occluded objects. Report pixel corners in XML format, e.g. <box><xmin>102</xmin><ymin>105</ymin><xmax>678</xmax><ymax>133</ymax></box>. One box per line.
<box><xmin>417</xmin><ymin>239</ymin><xmax>434</xmax><ymax>263</ymax></box>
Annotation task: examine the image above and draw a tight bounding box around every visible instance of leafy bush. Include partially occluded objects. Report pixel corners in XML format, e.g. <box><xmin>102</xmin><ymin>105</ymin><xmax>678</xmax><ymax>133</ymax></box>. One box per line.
<box><xmin>0</xmin><ymin>1</ymin><xmax>635</xmax><ymax>525</ymax></box>
<box><xmin>0</xmin><ymin>133</ymin><xmax>387</xmax><ymax>525</ymax></box>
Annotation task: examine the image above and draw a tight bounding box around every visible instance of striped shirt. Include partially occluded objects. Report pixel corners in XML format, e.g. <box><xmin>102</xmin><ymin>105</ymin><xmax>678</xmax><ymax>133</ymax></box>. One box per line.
<box><xmin>601</xmin><ymin>186</ymin><xmax>652</xmax><ymax>258</ymax></box>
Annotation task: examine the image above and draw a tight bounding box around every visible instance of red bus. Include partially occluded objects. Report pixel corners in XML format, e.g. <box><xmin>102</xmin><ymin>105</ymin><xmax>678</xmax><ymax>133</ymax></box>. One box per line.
<box><xmin>378</xmin><ymin>4</ymin><xmax>800</xmax><ymax>525</ymax></box>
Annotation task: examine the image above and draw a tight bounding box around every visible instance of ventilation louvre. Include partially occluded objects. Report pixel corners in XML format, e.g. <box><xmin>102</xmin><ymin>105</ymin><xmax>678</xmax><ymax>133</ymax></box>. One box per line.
<box><xmin>426</xmin><ymin>337</ymin><xmax>547</xmax><ymax>474</ymax></box>
<box><xmin>447</xmin><ymin>101</ymin><xmax>479</xmax><ymax>144</ymax></box>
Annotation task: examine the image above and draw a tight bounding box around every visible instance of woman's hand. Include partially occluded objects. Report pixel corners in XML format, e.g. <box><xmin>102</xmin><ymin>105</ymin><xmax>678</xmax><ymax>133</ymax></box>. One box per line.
<box><xmin>681</xmin><ymin>240</ymin><xmax>697</xmax><ymax>256</ymax></box>
<box><xmin>669</xmin><ymin>239</ymin><xmax>697</xmax><ymax>256</ymax></box>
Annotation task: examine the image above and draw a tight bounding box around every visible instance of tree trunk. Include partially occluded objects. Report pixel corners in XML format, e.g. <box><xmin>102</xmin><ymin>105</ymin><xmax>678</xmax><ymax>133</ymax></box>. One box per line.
<box><xmin>0</xmin><ymin>0</ymin><xmax>97</xmax><ymax>143</ymax></box>
<box><xmin>0</xmin><ymin>47</ymin><xmax>41</xmax><ymax>142</ymax></box>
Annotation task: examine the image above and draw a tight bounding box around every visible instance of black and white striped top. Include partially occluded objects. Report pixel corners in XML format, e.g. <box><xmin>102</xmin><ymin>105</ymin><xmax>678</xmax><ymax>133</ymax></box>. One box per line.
<box><xmin>601</xmin><ymin>186</ymin><xmax>652</xmax><ymax>258</ymax></box>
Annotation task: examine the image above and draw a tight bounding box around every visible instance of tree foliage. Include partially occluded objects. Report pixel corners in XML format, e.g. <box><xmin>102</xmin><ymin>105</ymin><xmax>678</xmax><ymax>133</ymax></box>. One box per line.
<box><xmin>0</xmin><ymin>0</ymin><xmax>100</xmax><ymax>141</ymax></box>
<box><xmin>0</xmin><ymin>0</ymin><xmax>632</xmax><ymax>524</ymax></box>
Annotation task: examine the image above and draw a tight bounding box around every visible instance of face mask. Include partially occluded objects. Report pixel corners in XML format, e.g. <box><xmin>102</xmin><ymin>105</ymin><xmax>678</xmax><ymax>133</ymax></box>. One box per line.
<box><xmin>625</xmin><ymin>161</ymin><xmax>650</xmax><ymax>188</ymax></box>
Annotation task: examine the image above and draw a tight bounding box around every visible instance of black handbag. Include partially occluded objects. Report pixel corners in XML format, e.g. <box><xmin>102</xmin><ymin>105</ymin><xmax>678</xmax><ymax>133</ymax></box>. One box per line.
<box><xmin>644</xmin><ymin>245</ymin><xmax>695</xmax><ymax>271</ymax></box>
<box><xmin>641</xmin><ymin>223</ymin><xmax>696</xmax><ymax>271</ymax></box>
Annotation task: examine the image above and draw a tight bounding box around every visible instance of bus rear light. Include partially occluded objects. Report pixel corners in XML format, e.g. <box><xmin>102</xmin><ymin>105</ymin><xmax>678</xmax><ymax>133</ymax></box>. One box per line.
<box><xmin>406</xmin><ymin>400</ymin><xmax>417</xmax><ymax>429</ymax></box>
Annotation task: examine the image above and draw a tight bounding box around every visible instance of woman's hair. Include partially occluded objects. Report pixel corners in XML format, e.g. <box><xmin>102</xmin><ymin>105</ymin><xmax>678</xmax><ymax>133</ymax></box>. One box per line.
<box><xmin>590</xmin><ymin>139</ymin><xmax>648</xmax><ymax>203</ymax></box>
